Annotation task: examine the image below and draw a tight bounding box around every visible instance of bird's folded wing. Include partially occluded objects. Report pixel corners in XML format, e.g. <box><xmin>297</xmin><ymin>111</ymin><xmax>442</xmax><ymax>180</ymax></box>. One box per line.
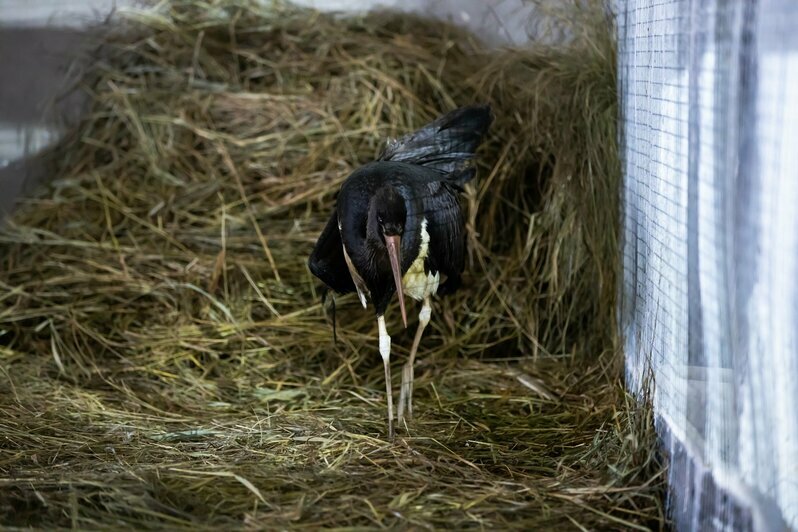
<box><xmin>379</xmin><ymin>105</ymin><xmax>492</xmax><ymax>175</ymax></box>
<box><xmin>419</xmin><ymin>181</ymin><xmax>466</xmax><ymax>277</ymax></box>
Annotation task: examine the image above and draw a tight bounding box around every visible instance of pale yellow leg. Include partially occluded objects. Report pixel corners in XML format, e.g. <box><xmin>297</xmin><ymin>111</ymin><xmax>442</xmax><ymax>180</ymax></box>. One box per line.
<box><xmin>378</xmin><ymin>316</ymin><xmax>394</xmax><ymax>439</ymax></box>
<box><xmin>398</xmin><ymin>297</ymin><xmax>431</xmax><ymax>422</ymax></box>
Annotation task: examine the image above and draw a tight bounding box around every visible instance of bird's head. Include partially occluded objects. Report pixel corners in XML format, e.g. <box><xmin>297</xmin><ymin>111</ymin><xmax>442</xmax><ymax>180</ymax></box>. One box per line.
<box><xmin>368</xmin><ymin>185</ymin><xmax>408</xmax><ymax>328</ymax></box>
<box><xmin>372</xmin><ymin>185</ymin><xmax>406</xmax><ymax>238</ymax></box>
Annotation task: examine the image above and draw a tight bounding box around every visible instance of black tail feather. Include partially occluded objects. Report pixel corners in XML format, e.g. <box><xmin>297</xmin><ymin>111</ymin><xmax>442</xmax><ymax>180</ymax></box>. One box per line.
<box><xmin>379</xmin><ymin>105</ymin><xmax>492</xmax><ymax>175</ymax></box>
<box><xmin>331</xmin><ymin>294</ymin><xmax>337</xmax><ymax>345</ymax></box>
<box><xmin>320</xmin><ymin>286</ymin><xmax>338</xmax><ymax>345</ymax></box>
<box><xmin>308</xmin><ymin>211</ymin><xmax>356</xmax><ymax>295</ymax></box>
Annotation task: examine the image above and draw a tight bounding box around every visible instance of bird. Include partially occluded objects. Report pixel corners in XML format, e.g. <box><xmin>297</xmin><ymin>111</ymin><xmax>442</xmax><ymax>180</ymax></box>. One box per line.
<box><xmin>308</xmin><ymin>104</ymin><xmax>493</xmax><ymax>438</ymax></box>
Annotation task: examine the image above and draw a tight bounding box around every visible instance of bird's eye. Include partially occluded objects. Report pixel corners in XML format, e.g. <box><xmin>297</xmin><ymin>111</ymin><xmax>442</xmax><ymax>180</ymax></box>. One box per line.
<box><xmin>377</xmin><ymin>216</ymin><xmax>383</xmax><ymax>224</ymax></box>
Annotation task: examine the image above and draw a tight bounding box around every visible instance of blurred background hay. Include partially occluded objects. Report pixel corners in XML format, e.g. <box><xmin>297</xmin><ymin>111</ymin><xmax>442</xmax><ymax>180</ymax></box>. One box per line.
<box><xmin>0</xmin><ymin>0</ymin><xmax>667</xmax><ymax>528</ymax></box>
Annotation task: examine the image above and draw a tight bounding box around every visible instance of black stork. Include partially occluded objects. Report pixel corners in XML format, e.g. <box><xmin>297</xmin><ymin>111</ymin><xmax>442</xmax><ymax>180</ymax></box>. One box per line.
<box><xmin>308</xmin><ymin>105</ymin><xmax>492</xmax><ymax>437</ymax></box>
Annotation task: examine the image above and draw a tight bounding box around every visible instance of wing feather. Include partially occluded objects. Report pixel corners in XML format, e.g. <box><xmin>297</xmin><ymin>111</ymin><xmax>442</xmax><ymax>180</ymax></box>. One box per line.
<box><xmin>379</xmin><ymin>105</ymin><xmax>492</xmax><ymax>176</ymax></box>
<box><xmin>417</xmin><ymin>180</ymin><xmax>466</xmax><ymax>278</ymax></box>
<box><xmin>308</xmin><ymin>211</ymin><xmax>356</xmax><ymax>294</ymax></box>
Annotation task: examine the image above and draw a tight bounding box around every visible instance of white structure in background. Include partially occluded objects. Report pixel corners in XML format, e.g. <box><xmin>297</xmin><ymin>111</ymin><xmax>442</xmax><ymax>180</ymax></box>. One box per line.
<box><xmin>619</xmin><ymin>0</ymin><xmax>797</xmax><ymax>529</ymax></box>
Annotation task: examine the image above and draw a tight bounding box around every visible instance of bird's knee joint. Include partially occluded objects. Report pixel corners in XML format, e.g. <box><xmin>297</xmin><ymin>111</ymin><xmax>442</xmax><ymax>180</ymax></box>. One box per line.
<box><xmin>379</xmin><ymin>334</ymin><xmax>391</xmax><ymax>362</ymax></box>
<box><xmin>419</xmin><ymin>305</ymin><xmax>431</xmax><ymax>325</ymax></box>
<box><xmin>377</xmin><ymin>315</ymin><xmax>391</xmax><ymax>362</ymax></box>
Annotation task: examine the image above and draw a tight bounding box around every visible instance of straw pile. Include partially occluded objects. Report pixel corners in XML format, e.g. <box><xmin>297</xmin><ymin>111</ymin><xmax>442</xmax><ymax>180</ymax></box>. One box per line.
<box><xmin>0</xmin><ymin>1</ymin><xmax>666</xmax><ymax>529</ymax></box>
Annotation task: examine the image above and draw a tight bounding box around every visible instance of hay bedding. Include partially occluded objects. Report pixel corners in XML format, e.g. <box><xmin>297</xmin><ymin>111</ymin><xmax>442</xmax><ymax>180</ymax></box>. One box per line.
<box><xmin>0</xmin><ymin>1</ymin><xmax>666</xmax><ymax>529</ymax></box>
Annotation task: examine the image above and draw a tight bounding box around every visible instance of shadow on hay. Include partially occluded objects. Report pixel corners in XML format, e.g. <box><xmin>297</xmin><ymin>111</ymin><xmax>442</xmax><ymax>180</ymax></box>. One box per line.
<box><xmin>0</xmin><ymin>0</ymin><xmax>667</xmax><ymax>529</ymax></box>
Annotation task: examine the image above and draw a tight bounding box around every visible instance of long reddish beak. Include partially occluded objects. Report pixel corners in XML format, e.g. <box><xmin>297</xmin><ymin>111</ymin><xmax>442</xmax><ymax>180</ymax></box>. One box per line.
<box><xmin>384</xmin><ymin>235</ymin><xmax>407</xmax><ymax>328</ymax></box>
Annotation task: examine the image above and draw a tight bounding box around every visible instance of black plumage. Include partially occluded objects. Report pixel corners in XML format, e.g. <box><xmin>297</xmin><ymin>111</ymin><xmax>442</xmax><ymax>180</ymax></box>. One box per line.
<box><xmin>308</xmin><ymin>105</ymin><xmax>492</xmax><ymax>437</ymax></box>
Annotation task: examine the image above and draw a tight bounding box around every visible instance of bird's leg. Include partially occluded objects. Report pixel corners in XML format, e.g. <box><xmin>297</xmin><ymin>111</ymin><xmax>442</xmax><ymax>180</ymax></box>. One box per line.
<box><xmin>399</xmin><ymin>296</ymin><xmax>431</xmax><ymax>422</ymax></box>
<box><xmin>377</xmin><ymin>315</ymin><xmax>394</xmax><ymax>439</ymax></box>
<box><xmin>398</xmin><ymin>362</ymin><xmax>411</xmax><ymax>424</ymax></box>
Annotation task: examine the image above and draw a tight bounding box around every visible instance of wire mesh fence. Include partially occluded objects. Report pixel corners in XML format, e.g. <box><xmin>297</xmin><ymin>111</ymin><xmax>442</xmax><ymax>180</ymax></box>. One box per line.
<box><xmin>618</xmin><ymin>0</ymin><xmax>798</xmax><ymax>529</ymax></box>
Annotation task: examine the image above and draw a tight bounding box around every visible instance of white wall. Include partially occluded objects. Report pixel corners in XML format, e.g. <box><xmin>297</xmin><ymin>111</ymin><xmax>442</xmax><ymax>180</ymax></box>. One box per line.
<box><xmin>1</xmin><ymin>0</ymin><xmax>136</xmax><ymax>26</ymax></box>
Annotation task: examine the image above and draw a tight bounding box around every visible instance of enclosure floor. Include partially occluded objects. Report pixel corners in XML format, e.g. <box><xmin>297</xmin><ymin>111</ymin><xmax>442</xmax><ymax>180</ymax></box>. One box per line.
<box><xmin>1</xmin><ymin>346</ymin><xmax>666</xmax><ymax>529</ymax></box>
